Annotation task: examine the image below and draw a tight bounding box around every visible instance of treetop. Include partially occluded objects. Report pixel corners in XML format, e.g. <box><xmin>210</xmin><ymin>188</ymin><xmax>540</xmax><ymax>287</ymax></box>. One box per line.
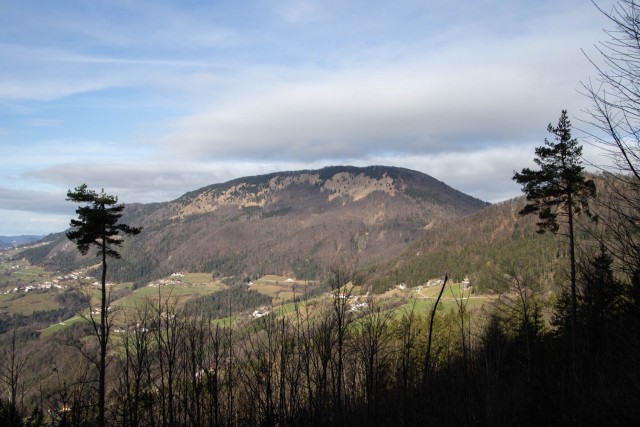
<box><xmin>66</xmin><ymin>184</ymin><xmax>142</xmax><ymax>258</ymax></box>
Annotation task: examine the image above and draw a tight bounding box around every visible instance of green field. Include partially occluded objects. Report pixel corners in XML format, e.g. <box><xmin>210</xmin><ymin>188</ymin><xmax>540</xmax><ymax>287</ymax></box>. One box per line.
<box><xmin>0</xmin><ymin>291</ymin><xmax>61</xmax><ymax>315</ymax></box>
<box><xmin>254</xmin><ymin>275</ymin><xmax>292</xmax><ymax>284</ymax></box>
<box><xmin>411</xmin><ymin>282</ymin><xmax>469</xmax><ymax>297</ymax></box>
<box><xmin>183</xmin><ymin>272</ymin><xmax>215</xmax><ymax>284</ymax></box>
<box><xmin>25</xmin><ymin>274</ymin><xmax>228</xmax><ymax>336</ymax></box>
<box><xmin>251</xmin><ymin>275</ymin><xmax>309</xmax><ymax>302</ymax></box>
<box><xmin>110</xmin><ymin>281</ymin><xmax>226</xmax><ymax>309</ymax></box>
<box><xmin>272</xmin><ymin>301</ymin><xmax>307</xmax><ymax>316</ymax></box>
<box><xmin>394</xmin><ymin>294</ymin><xmax>493</xmax><ymax>316</ymax></box>
<box><xmin>1</xmin><ymin>265</ymin><xmax>494</xmax><ymax>339</ymax></box>
<box><xmin>40</xmin><ymin>315</ymin><xmax>86</xmax><ymax>337</ymax></box>
<box><xmin>381</xmin><ymin>282</ymin><xmax>494</xmax><ymax>318</ymax></box>
<box><xmin>252</xmin><ymin>283</ymin><xmax>294</xmax><ymax>301</ymax></box>
<box><xmin>0</xmin><ymin>260</ymin><xmax>52</xmax><ymax>287</ymax></box>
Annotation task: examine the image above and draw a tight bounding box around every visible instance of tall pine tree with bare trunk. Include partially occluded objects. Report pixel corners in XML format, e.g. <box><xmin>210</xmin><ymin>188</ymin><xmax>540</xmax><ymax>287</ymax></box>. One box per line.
<box><xmin>513</xmin><ymin>110</ymin><xmax>595</xmax><ymax>354</ymax></box>
<box><xmin>66</xmin><ymin>184</ymin><xmax>142</xmax><ymax>427</ymax></box>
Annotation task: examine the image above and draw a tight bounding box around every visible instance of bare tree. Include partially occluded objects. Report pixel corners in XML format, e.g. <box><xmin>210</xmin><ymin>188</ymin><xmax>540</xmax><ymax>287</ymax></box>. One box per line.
<box><xmin>113</xmin><ymin>304</ymin><xmax>152</xmax><ymax>427</ymax></box>
<box><xmin>395</xmin><ymin>300</ymin><xmax>422</xmax><ymax>425</ymax></box>
<box><xmin>583</xmin><ymin>0</ymin><xmax>640</xmax><ymax>181</ymax></box>
<box><xmin>327</xmin><ymin>266</ymin><xmax>352</xmax><ymax>422</ymax></box>
<box><xmin>204</xmin><ymin>322</ymin><xmax>224</xmax><ymax>427</ymax></box>
<box><xmin>581</xmin><ymin>0</ymin><xmax>640</xmax><ymax>277</ymax></box>
<box><xmin>240</xmin><ymin>313</ymin><xmax>278</xmax><ymax>425</ymax></box>
<box><xmin>0</xmin><ymin>331</ymin><xmax>30</xmax><ymax>424</ymax></box>
<box><xmin>152</xmin><ymin>288</ymin><xmax>184</xmax><ymax>427</ymax></box>
<box><xmin>351</xmin><ymin>297</ymin><xmax>393</xmax><ymax>425</ymax></box>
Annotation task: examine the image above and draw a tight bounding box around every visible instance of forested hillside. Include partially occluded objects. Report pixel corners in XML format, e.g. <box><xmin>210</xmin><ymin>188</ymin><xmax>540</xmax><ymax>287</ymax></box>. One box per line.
<box><xmin>366</xmin><ymin>196</ymin><xmax>564</xmax><ymax>293</ymax></box>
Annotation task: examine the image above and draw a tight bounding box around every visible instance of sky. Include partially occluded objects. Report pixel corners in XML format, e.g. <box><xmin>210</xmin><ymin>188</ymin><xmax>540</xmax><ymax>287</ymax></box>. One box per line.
<box><xmin>0</xmin><ymin>0</ymin><xmax>616</xmax><ymax>236</ymax></box>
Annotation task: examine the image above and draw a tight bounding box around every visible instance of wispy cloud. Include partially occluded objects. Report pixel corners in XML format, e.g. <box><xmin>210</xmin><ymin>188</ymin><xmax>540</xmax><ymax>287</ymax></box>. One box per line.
<box><xmin>0</xmin><ymin>43</ymin><xmax>219</xmax><ymax>67</ymax></box>
<box><xmin>159</xmin><ymin>55</ymin><xmax>584</xmax><ymax>163</ymax></box>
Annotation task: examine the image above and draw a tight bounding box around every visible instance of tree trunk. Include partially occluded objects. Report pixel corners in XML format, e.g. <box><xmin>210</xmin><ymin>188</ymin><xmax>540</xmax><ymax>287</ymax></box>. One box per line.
<box><xmin>423</xmin><ymin>274</ymin><xmax>448</xmax><ymax>387</ymax></box>
<box><xmin>99</xmin><ymin>240</ymin><xmax>107</xmax><ymax>427</ymax></box>
<box><xmin>568</xmin><ymin>189</ymin><xmax>577</xmax><ymax>359</ymax></box>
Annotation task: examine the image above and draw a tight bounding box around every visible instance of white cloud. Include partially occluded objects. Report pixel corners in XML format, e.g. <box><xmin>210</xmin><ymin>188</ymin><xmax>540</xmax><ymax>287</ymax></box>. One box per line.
<box><xmin>159</xmin><ymin>57</ymin><xmax>583</xmax><ymax>163</ymax></box>
<box><xmin>20</xmin><ymin>160</ymin><xmax>238</xmax><ymax>204</ymax></box>
<box><xmin>0</xmin><ymin>0</ymin><xmax>618</xmax><ymax>235</ymax></box>
<box><xmin>0</xmin><ymin>135</ymin><xmax>593</xmax><ymax>235</ymax></box>
<box><xmin>17</xmin><ymin>141</ymin><xmax>537</xmax><ymax>208</ymax></box>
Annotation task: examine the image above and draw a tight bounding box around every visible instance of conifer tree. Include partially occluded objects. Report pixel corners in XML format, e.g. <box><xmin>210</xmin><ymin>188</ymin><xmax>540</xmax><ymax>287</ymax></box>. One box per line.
<box><xmin>66</xmin><ymin>184</ymin><xmax>142</xmax><ymax>427</ymax></box>
<box><xmin>513</xmin><ymin>110</ymin><xmax>596</xmax><ymax>350</ymax></box>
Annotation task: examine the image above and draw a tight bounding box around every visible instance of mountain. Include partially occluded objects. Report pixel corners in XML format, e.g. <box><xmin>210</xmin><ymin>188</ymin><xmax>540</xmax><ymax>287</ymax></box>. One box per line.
<box><xmin>0</xmin><ymin>235</ymin><xmax>43</xmax><ymax>249</ymax></box>
<box><xmin>372</xmin><ymin>173</ymin><xmax>625</xmax><ymax>294</ymax></box>
<box><xmin>22</xmin><ymin>165</ymin><xmax>488</xmax><ymax>284</ymax></box>
<box><xmin>365</xmin><ymin>195</ymin><xmax>572</xmax><ymax>293</ymax></box>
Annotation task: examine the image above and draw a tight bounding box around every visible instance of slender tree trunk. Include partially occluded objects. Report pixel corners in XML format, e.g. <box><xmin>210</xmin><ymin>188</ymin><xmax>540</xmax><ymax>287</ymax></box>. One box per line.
<box><xmin>226</xmin><ymin>288</ymin><xmax>234</xmax><ymax>426</ymax></box>
<box><xmin>423</xmin><ymin>274</ymin><xmax>448</xmax><ymax>387</ymax></box>
<box><xmin>399</xmin><ymin>304</ymin><xmax>417</xmax><ymax>426</ymax></box>
<box><xmin>210</xmin><ymin>324</ymin><xmax>221</xmax><ymax>427</ymax></box>
<box><xmin>568</xmin><ymin>190</ymin><xmax>577</xmax><ymax>361</ymax></box>
<box><xmin>9</xmin><ymin>331</ymin><xmax>18</xmax><ymax>411</ymax></box>
<box><xmin>99</xmin><ymin>239</ymin><xmax>107</xmax><ymax>427</ymax></box>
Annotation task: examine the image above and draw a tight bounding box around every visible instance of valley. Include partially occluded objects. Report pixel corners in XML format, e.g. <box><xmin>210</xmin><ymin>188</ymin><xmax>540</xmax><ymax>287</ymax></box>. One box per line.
<box><xmin>1</xmin><ymin>242</ymin><xmax>494</xmax><ymax>338</ymax></box>
<box><xmin>1</xmin><ymin>165</ymin><xmax>638</xmax><ymax>426</ymax></box>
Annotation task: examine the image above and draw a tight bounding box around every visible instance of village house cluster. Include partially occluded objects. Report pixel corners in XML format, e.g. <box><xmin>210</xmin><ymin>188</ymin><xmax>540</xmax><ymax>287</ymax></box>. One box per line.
<box><xmin>145</xmin><ymin>272</ymin><xmax>187</xmax><ymax>288</ymax></box>
<box><xmin>2</xmin><ymin>281</ymin><xmax>67</xmax><ymax>295</ymax></box>
<box><xmin>331</xmin><ymin>291</ymin><xmax>369</xmax><ymax>312</ymax></box>
<box><xmin>0</xmin><ymin>270</ymin><xmax>94</xmax><ymax>295</ymax></box>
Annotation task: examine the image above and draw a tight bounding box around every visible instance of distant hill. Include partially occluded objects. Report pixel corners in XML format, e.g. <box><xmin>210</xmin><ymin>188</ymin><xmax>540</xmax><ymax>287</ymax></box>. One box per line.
<box><xmin>22</xmin><ymin>165</ymin><xmax>488</xmax><ymax>284</ymax></box>
<box><xmin>365</xmin><ymin>195</ymin><xmax>577</xmax><ymax>293</ymax></box>
<box><xmin>0</xmin><ymin>235</ymin><xmax>42</xmax><ymax>249</ymax></box>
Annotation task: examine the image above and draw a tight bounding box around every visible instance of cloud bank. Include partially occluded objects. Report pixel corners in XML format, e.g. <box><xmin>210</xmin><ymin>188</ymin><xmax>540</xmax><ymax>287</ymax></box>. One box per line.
<box><xmin>0</xmin><ymin>0</ymin><xmax>615</xmax><ymax>235</ymax></box>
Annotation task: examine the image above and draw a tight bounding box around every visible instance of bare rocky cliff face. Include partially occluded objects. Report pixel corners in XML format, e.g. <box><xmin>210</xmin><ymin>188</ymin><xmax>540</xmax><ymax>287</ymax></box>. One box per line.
<box><xmin>169</xmin><ymin>172</ymin><xmax>397</xmax><ymax>218</ymax></box>
<box><xmin>24</xmin><ymin>166</ymin><xmax>488</xmax><ymax>284</ymax></box>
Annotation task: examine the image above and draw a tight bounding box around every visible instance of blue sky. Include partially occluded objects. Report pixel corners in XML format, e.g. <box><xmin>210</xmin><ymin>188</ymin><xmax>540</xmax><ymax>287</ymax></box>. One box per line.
<box><xmin>0</xmin><ymin>0</ymin><xmax>614</xmax><ymax>235</ymax></box>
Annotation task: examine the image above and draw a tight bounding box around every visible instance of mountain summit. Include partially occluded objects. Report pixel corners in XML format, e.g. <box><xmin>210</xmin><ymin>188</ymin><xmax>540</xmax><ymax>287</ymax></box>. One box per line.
<box><xmin>25</xmin><ymin>166</ymin><xmax>488</xmax><ymax>284</ymax></box>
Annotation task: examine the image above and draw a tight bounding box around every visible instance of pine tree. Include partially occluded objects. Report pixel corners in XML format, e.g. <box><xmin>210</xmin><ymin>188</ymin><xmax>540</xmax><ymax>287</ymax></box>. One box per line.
<box><xmin>513</xmin><ymin>110</ymin><xmax>596</xmax><ymax>351</ymax></box>
<box><xmin>66</xmin><ymin>184</ymin><xmax>142</xmax><ymax>427</ymax></box>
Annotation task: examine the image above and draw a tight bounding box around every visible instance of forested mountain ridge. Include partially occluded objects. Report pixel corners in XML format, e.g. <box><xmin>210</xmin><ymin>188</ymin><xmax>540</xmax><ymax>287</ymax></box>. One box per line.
<box><xmin>366</xmin><ymin>173</ymin><xmax>619</xmax><ymax>294</ymax></box>
<box><xmin>366</xmin><ymin>196</ymin><xmax>564</xmax><ymax>293</ymax></box>
<box><xmin>22</xmin><ymin>165</ymin><xmax>488</xmax><ymax>285</ymax></box>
